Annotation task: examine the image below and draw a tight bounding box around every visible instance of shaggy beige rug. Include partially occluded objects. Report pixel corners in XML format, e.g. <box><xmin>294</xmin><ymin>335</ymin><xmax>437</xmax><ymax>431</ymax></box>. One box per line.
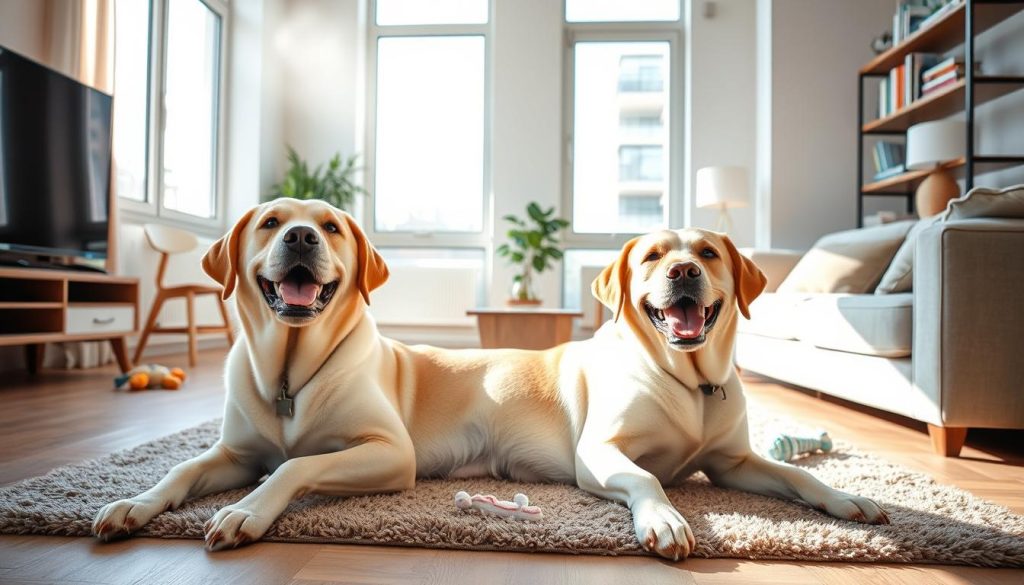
<box><xmin>1</xmin><ymin>415</ymin><xmax>1023</xmax><ymax>567</ymax></box>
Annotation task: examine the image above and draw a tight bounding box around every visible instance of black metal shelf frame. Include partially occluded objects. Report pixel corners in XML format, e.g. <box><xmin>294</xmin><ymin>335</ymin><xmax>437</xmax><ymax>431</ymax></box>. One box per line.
<box><xmin>856</xmin><ymin>0</ymin><xmax>1024</xmax><ymax>226</ymax></box>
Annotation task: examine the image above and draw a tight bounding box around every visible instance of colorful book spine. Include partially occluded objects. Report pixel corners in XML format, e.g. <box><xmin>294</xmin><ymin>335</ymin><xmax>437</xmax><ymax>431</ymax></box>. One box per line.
<box><xmin>921</xmin><ymin>75</ymin><xmax>959</xmax><ymax>96</ymax></box>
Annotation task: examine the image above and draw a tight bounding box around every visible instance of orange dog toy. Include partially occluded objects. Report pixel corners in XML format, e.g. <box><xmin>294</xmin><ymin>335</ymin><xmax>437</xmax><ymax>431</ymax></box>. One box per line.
<box><xmin>114</xmin><ymin>364</ymin><xmax>187</xmax><ymax>391</ymax></box>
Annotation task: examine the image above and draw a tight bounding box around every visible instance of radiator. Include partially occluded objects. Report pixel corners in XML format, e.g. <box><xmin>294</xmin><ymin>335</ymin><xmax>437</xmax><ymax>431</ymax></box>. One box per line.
<box><xmin>370</xmin><ymin>266</ymin><xmax>481</xmax><ymax>326</ymax></box>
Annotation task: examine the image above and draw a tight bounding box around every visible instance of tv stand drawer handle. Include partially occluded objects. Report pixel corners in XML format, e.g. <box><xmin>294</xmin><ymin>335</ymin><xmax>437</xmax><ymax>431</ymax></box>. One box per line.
<box><xmin>92</xmin><ymin>316</ymin><xmax>116</xmax><ymax>325</ymax></box>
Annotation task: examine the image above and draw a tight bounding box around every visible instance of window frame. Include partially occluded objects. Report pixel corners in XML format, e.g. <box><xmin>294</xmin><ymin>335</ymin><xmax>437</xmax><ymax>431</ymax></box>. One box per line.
<box><xmin>561</xmin><ymin>23</ymin><xmax>684</xmax><ymax>249</ymax></box>
<box><xmin>116</xmin><ymin>0</ymin><xmax>230</xmax><ymax>237</ymax></box>
<box><xmin>364</xmin><ymin>0</ymin><xmax>493</xmax><ymax>249</ymax></box>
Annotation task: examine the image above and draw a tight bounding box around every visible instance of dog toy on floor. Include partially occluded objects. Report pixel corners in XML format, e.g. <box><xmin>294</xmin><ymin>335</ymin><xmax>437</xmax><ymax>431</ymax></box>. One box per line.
<box><xmin>114</xmin><ymin>364</ymin><xmax>187</xmax><ymax>391</ymax></box>
<box><xmin>454</xmin><ymin>491</ymin><xmax>543</xmax><ymax>521</ymax></box>
<box><xmin>768</xmin><ymin>431</ymin><xmax>833</xmax><ymax>462</ymax></box>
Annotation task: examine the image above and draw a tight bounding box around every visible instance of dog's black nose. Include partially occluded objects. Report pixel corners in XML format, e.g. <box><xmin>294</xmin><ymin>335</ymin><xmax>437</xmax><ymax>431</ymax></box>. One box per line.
<box><xmin>282</xmin><ymin>225</ymin><xmax>319</xmax><ymax>254</ymax></box>
<box><xmin>666</xmin><ymin>261</ymin><xmax>701</xmax><ymax>280</ymax></box>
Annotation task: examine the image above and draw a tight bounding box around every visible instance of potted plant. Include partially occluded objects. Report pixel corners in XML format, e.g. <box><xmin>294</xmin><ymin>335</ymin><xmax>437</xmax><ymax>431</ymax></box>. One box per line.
<box><xmin>268</xmin><ymin>146</ymin><xmax>365</xmax><ymax>211</ymax></box>
<box><xmin>496</xmin><ymin>202</ymin><xmax>569</xmax><ymax>305</ymax></box>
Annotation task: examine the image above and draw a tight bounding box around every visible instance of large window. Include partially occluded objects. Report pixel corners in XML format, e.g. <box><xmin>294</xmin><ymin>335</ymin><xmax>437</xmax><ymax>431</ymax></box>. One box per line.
<box><xmin>566</xmin><ymin>0</ymin><xmax>680</xmax><ymax>23</ymax></box>
<box><xmin>161</xmin><ymin>0</ymin><xmax>222</xmax><ymax>219</ymax></box>
<box><xmin>112</xmin><ymin>0</ymin><xmax>150</xmax><ymax>203</ymax></box>
<box><xmin>369</xmin><ymin>0</ymin><xmax>488</xmax><ymax>238</ymax></box>
<box><xmin>113</xmin><ymin>0</ymin><xmax>227</xmax><ymax>227</ymax></box>
<box><xmin>568</xmin><ymin>39</ymin><xmax>673</xmax><ymax>235</ymax></box>
<box><xmin>374</xmin><ymin>36</ymin><xmax>485</xmax><ymax>233</ymax></box>
<box><xmin>562</xmin><ymin>4</ymin><xmax>681</xmax><ymax>321</ymax></box>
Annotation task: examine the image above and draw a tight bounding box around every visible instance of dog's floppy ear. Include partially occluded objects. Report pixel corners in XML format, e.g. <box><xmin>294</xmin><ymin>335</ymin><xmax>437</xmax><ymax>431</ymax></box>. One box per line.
<box><xmin>592</xmin><ymin>237</ymin><xmax>640</xmax><ymax>323</ymax></box>
<box><xmin>722</xmin><ymin>235</ymin><xmax>767</xmax><ymax>319</ymax></box>
<box><xmin>344</xmin><ymin>214</ymin><xmax>390</xmax><ymax>304</ymax></box>
<box><xmin>202</xmin><ymin>208</ymin><xmax>256</xmax><ymax>300</ymax></box>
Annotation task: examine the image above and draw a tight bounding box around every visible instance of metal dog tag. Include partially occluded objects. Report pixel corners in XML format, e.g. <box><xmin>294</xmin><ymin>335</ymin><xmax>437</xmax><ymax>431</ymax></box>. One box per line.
<box><xmin>276</xmin><ymin>384</ymin><xmax>294</xmax><ymax>417</ymax></box>
<box><xmin>276</xmin><ymin>396</ymin><xmax>294</xmax><ymax>417</ymax></box>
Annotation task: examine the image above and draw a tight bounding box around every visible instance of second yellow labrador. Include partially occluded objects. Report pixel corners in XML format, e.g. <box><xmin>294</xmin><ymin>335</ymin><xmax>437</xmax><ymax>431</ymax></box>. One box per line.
<box><xmin>93</xmin><ymin>199</ymin><xmax>887</xmax><ymax>559</ymax></box>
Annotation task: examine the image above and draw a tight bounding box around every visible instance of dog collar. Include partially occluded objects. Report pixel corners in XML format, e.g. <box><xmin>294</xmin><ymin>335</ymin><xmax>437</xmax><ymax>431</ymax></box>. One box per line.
<box><xmin>699</xmin><ymin>383</ymin><xmax>726</xmax><ymax>400</ymax></box>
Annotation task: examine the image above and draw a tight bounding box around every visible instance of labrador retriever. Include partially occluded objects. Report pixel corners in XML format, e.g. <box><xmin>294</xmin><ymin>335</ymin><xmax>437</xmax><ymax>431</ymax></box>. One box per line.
<box><xmin>93</xmin><ymin>199</ymin><xmax>888</xmax><ymax>559</ymax></box>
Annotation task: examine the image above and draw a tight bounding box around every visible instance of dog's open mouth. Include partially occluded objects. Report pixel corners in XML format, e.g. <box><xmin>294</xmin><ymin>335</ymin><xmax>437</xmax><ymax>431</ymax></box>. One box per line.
<box><xmin>644</xmin><ymin>296</ymin><xmax>722</xmax><ymax>347</ymax></box>
<box><xmin>257</xmin><ymin>266</ymin><xmax>339</xmax><ymax>320</ymax></box>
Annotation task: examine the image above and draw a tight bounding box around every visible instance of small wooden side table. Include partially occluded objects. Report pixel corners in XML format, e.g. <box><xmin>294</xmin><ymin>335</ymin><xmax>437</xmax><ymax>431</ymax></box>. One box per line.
<box><xmin>466</xmin><ymin>308</ymin><xmax>583</xmax><ymax>350</ymax></box>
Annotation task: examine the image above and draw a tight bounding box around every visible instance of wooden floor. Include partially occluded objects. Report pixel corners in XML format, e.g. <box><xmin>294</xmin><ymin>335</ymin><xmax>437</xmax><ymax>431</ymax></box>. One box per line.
<box><xmin>1</xmin><ymin>348</ymin><xmax>1022</xmax><ymax>585</ymax></box>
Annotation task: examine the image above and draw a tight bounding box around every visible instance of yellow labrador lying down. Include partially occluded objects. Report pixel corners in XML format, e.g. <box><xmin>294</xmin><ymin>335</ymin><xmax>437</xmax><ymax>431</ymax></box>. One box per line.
<box><xmin>93</xmin><ymin>199</ymin><xmax>888</xmax><ymax>559</ymax></box>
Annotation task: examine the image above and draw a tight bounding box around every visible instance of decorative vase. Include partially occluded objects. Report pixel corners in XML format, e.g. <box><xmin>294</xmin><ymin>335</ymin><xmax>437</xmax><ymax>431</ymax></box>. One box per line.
<box><xmin>915</xmin><ymin>168</ymin><xmax>959</xmax><ymax>217</ymax></box>
<box><xmin>509</xmin><ymin>269</ymin><xmax>541</xmax><ymax>306</ymax></box>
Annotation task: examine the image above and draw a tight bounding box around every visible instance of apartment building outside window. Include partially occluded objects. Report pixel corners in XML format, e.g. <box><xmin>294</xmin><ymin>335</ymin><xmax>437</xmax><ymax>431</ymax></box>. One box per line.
<box><xmin>561</xmin><ymin>0</ymin><xmax>682</xmax><ymax>315</ymax></box>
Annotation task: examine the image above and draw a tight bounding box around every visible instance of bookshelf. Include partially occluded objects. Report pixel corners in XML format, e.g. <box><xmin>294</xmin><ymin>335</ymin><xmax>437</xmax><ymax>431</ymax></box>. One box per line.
<box><xmin>857</xmin><ymin>0</ymin><xmax>1024</xmax><ymax>224</ymax></box>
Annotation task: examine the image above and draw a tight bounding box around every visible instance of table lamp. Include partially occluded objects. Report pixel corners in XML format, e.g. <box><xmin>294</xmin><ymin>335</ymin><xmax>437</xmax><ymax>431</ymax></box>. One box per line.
<box><xmin>696</xmin><ymin>166</ymin><xmax>749</xmax><ymax>233</ymax></box>
<box><xmin>906</xmin><ymin>119</ymin><xmax>966</xmax><ymax>217</ymax></box>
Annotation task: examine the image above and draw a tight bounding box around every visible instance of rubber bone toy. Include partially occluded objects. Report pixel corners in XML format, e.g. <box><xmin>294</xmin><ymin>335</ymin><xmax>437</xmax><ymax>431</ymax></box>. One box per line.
<box><xmin>454</xmin><ymin>491</ymin><xmax>543</xmax><ymax>521</ymax></box>
<box><xmin>768</xmin><ymin>431</ymin><xmax>833</xmax><ymax>462</ymax></box>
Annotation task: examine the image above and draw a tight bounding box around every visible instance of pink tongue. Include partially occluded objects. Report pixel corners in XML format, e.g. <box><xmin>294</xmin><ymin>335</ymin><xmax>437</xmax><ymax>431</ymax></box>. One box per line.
<box><xmin>664</xmin><ymin>303</ymin><xmax>705</xmax><ymax>339</ymax></box>
<box><xmin>279</xmin><ymin>280</ymin><xmax>319</xmax><ymax>306</ymax></box>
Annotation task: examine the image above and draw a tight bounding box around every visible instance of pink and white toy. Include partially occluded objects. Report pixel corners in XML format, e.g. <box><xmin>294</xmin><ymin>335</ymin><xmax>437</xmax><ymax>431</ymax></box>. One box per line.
<box><xmin>454</xmin><ymin>491</ymin><xmax>543</xmax><ymax>521</ymax></box>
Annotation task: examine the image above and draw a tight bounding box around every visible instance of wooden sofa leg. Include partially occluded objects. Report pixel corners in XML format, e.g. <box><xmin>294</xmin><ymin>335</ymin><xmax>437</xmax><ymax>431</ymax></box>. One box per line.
<box><xmin>927</xmin><ymin>424</ymin><xmax>967</xmax><ymax>457</ymax></box>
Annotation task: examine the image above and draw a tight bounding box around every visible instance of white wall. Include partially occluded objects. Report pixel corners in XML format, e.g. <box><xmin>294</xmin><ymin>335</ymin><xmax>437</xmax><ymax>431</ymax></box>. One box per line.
<box><xmin>276</xmin><ymin>0</ymin><xmax>361</xmax><ymax>174</ymax></box>
<box><xmin>489</xmin><ymin>0</ymin><xmax>564</xmax><ymax>307</ymax></box>
<box><xmin>686</xmin><ymin>0</ymin><xmax>758</xmax><ymax>247</ymax></box>
<box><xmin>760</xmin><ymin>0</ymin><xmax>893</xmax><ymax>250</ymax></box>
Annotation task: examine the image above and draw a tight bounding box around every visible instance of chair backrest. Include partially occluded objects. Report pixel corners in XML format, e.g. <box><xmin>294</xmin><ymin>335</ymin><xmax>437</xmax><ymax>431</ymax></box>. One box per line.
<box><xmin>143</xmin><ymin>223</ymin><xmax>199</xmax><ymax>255</ymax></box>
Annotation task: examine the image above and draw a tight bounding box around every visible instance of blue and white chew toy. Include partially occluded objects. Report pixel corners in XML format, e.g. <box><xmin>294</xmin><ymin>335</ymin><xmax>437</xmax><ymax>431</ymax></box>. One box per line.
<box><xmin>768</xmin><ymin>431</ymin><xmax>833</xmax><ymax>462</ymax></box>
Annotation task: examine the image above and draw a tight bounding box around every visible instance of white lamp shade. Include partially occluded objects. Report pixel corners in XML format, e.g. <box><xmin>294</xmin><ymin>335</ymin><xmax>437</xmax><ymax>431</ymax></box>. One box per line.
<box><xmin>905</xmin><ymin>119</ymin><xmax>966</xmax><ymax>171</ymax></box>
<box><xmin>696</xmin><ymin>166</ymin><xmax>749</xmax><ymax>209</ymax></box>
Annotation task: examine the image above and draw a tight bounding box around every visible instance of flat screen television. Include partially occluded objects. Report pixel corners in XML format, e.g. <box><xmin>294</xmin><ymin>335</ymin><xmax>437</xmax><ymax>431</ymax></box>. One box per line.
<box><xmin>0</xmin><ymin>44</ymin><xmax>113</xmax><ymax>264</ymax></box>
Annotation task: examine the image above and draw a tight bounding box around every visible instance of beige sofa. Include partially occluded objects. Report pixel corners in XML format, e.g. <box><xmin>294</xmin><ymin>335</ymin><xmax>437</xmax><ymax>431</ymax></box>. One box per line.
<box><xmin>736</xmin><ymin>218</ymin><xmax>1024</xmax><ymax>457</ymax></box>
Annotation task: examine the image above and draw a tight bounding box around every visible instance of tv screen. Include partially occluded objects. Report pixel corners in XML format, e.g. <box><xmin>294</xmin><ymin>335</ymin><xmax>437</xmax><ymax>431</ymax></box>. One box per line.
<box><xmin>0</xmin><ymin>44</ymin><xmax>112</xmax><ymax>260</ymax></box>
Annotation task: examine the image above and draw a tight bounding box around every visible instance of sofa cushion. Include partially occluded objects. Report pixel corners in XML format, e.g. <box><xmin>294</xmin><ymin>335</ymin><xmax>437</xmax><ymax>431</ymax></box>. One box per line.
<box><xmin>944</xmin><ymin>184</ymin><xmax>1024</xmax><ymax>220</ymax></box>
<box><xmin>874</xmin><ymin>215</ymin><xmax>941</xmax><ymax>294</ymax></box>
<box><xmin>797</xmin><ymin>293</ymin><xmax>913</xmax><ymax>357</ymax></box>
<box><xmin>738</xmin><ymin>293</ymin><xmax>808</xmax><ymax>340</ymax></box>
<box><xmin>777</xmin><ymin>221</ymin><xmax>915</xmax><ymax>294</ymax></box>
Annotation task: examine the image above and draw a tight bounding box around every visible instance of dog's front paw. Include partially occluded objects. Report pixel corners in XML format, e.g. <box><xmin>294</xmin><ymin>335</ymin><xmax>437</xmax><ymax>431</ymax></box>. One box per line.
<box><xmin>821</xmin><ymin>492</ymin><xmax>890</xmax><ymax>525</ymax></box>
<box><xmin>632</xmin><ymin>500</ymin><xmax>696</xmax><ymax>561</ymax></box>
<box><xmin>93</xmin><ymin>497</ymin><xmax>168</xmax><ymax>541</ymax></box>
<box><xmin>204</xmin><ymin>505</ymin><xmax>270</xmax><ymax>551</ymax></box>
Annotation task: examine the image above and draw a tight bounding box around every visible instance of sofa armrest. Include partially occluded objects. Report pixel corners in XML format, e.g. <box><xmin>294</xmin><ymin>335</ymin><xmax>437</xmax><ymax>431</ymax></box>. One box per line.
<box><xmin>739</xmin><ymin>248</ymin><xmax>804</xmax><ymax>292</ymax></box>
<box><xmin>913</xmin><ymin>218</ymin><xmax>1024</xmax><ymax>428</ymax></box>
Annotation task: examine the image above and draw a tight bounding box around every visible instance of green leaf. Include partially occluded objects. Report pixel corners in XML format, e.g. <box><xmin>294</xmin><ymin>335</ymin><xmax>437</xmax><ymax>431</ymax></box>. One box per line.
<box><xmin>496</xmin><ymin>244</ymin><xmax>510</xmax><ymax>256</ymax></box>
<box><xmin>510</xmin><ymin>251</ymin><xmax>525</xmax><ymax>263</ymax></box>
<box><xmin>272</xmin><ymin>147</ymin><xmax>364</xmax><ymax>211</ymax></box>
<box><xmin>527</xmin><ymin>232</ymin><xmax>542</xmax><ymax>248</ymax></box>
<box><xmin>526</xmin><ymin>202</ymin><xmax>545</xmax><ymax>223</ymax></box>
<box><xmin>502</xmin><ymin>214</ymin><xmax>526</xmax><ymax>227</ymax></box>
<box><xmin>543</xmin><ymin>247</ymin><xmax>563</xmax><ymax>259</ymax></box>
<box><xmin>532</xmin><ymin>255</ymin><xmax>546</xmax><ymax>272</ymax></box>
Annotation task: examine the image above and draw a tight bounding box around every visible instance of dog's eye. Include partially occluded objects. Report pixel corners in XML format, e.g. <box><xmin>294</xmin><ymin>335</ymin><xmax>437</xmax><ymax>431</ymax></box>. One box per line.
<box><xmin>261</xmin><ymin>217</ymin><xmax>279</xmax><ymax>229</ymax></box>
<box><xmin>701</xmin><ymin>247</ymin><xmax>718</xmax><ymax>259</ymax></box>
<box><xmin>324</xmin><ymin>222</ymin><xmax>339</xmax><ymax>234</ymax></box>
<box><xmin>643</xmin><ymin>251</ymin><xmax>662</xmax><ymax>263</ymax></box>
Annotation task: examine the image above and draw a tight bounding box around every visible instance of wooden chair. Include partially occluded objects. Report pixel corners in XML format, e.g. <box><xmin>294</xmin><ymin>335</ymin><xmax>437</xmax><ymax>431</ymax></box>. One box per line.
<box><xmin>133</xmin><ymin>224</ymin><xmax>234</xmax><ymax>367</ymax></box>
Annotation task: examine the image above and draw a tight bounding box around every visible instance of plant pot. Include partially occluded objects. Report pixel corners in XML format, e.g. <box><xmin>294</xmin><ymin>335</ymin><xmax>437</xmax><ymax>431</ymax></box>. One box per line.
<box><xmin>507</xmin><ymin>298</ymin><xmax>543</xmax><ymax>307</ymax></box>
<box><xmin>509</xmin><ymin>269</ymin><xmax>540</xmax><ymax>305</ymax></box>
